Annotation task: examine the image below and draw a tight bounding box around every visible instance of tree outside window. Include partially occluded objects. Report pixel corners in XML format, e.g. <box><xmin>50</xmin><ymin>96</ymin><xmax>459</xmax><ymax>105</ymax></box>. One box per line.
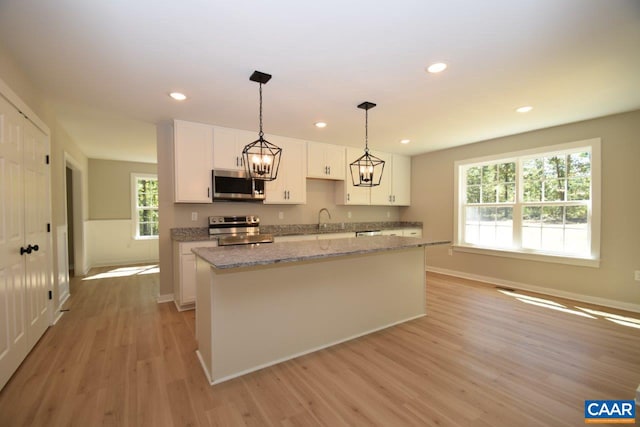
<box><xmin>132</xmin><ymin>174</ymin><xmax>159</xmax><ymax>239</ymax></box>
<box><xmin>455</xmin><ymin>139</ymin><xmax>600</xmax><ymax>265</ymax></box>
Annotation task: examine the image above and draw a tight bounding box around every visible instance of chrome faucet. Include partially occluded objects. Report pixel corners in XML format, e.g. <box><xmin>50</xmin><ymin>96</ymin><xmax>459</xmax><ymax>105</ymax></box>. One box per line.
<box><xmin>318</xmin><ymin>208</ymin><xmax>331</xmax><ymax>229</ymax></box>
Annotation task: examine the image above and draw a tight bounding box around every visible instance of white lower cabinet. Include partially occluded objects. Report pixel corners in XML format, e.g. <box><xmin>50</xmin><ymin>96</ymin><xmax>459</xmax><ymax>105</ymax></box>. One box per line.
<box><xmin>381</xmin><ymin>228</ymin><xmax>422</xmax><ymax>237</ymax></box>
<box><xmin>173</xmin><ymin>240</ymin><xmax>218</xmax><ymax>311</ymax></box>
<box><xmin>402</xmin><ymin>228</ymin><xmax>422</xmax><ymax>238</ymax></box>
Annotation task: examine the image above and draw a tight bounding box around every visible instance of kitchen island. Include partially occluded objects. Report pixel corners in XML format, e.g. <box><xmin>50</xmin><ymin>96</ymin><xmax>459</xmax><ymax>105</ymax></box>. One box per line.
<box><xmin>192</xmin><ymin>235</ymin><xmax>448</xmax><ymax>385</ymax></box>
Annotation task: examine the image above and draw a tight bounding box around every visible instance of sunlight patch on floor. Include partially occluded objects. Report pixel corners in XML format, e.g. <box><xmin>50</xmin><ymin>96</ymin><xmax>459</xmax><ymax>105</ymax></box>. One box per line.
<box><xmin>498</xmin><ymin>289</ymin><xmax>640</xmax><ymax>328</ymax></box>
<box><xmin>82</xmin><ymin>265</ymin><xmax>159</xmax><ymax>280</ymax></box>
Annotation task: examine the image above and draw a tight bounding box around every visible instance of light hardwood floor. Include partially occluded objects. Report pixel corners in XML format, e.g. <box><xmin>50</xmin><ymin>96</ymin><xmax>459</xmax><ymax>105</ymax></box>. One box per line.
<box><xmin>0</xmin><ymin>265</ymin><xmax>638</xmax><ymax>426</ymax></box>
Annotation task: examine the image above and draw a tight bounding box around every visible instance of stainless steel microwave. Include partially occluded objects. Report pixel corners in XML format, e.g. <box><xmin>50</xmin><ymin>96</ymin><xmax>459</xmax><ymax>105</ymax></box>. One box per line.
<box><xmin>211</xmin><ymin>169</ymin><xmax>265</xmax><ymax>201</ymax></box>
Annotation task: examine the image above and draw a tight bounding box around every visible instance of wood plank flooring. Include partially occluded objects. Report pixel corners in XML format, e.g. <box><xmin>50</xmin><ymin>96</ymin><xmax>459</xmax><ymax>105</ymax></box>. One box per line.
<box><xmin>0</xmin><ymin>266</ymin><xmax>638</xmax><ymax>426</ymax></box>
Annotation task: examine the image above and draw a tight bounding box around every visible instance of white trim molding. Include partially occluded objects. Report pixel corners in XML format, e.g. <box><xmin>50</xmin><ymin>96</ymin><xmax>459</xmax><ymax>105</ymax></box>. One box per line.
<box><xmin>426</xmin><ymin>266</ymin><xmax>640</xmax><ymax>314</ymax></box>
<box><xmin>156</xmin><ymin>293</ymin><xmax>174</xmax><ymax>304</ymax></box>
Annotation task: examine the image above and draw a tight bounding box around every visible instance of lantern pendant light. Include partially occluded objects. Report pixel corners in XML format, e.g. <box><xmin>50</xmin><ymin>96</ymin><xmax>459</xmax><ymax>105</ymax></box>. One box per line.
<box><xmin>350</xmin><ymin>101</ymin><xmax>385</xmax><ymax>187</ymax></box>
<box><xmin>242</xmin><ymin>70</ymin><xmax>282</xmax><ymax>181</ymax></box>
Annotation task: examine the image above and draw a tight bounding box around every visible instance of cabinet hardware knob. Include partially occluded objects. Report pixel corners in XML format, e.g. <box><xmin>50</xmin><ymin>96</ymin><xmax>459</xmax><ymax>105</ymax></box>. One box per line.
<box><xmin>31</xmin><ymin>244</ymin><xmax>39</xmax><ymax>252</ymax></box>
<box><xmin>20</xmin><ymin>246</ymin><xmax>32</xmax><ymax>255</ymax></box>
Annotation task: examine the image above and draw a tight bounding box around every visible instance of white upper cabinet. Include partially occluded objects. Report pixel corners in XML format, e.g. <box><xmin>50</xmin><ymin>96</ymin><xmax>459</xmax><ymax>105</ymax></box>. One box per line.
<box><xmin>337</xmin><ymin>150</ymin><xmax>411</xmax><ymax>206</ymax></box>
<box><xmin>174</xmin><ymin>120</ymin><xmax>214</xmax><ymax>203</ymax></box>
<box><xmin>307</xmin><ymin>141</ymin><xmax>345</xmax><ymax>180</ymax></box>
<box><xmin>390</xmin><ymin>153</ymin><xmax>411</xmax><ymax>205</ymax></box>
<box><xmin>370</xmin><ymin>151</ymin><xmax>411</xmax><ymax>206</ymax></box>
<box><xmin>212</xmin><ymin>126</ymin><xmax>256</xmax><ymax>171</ymax></box>
<box><xmin>369</xmin><ymin>150</ymin><xmax>393</xmax><ymax>205</ymax></box>
<box><xmin>335</xmin><ymin>147</ymin><xmax>371</xmax><ymax>205</ymax></box>
<box><xmin>264</xmin><ymin>135</ymin><xmax>307</xmax><ymax>204</ymax></box>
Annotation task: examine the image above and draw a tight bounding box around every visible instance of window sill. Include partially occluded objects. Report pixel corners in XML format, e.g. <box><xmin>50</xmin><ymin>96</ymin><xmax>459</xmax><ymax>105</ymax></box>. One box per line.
<box><xmin>133</xmin><ymin>236</ymin><xmax>159</xmax><ymax>241</ymax></box>
<box><xmin>452</xmin><ymin>244</ymin><xmax>600</xmax><ymax>268</ymax></box>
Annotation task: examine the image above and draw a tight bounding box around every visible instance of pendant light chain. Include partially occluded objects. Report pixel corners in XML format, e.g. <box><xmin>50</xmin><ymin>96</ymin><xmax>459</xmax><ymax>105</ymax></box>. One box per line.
<box><xmin>258</xmin><ymin>83</ymin><xmax>264</xmax><ymax>139</ymax></box>
<box><xmin>364</xmin><ymin>108</ymin><xmax>369</xmax><ymax>153</ymax></box>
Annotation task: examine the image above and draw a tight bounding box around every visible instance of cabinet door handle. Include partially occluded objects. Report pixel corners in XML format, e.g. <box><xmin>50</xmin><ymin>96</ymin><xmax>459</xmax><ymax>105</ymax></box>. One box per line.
<box><xmin>328</xmin><ymin>166</ymin><xmax>331</xmax><ymax>175</ymax></box>
<box><xmin>20</xmin><ymin>246</ymin><xmax>32</xmax><ymax>255</ymax></box>
<box><xmin>208</xmin><ymin>187</ymin><xmax>210</xmax><ymax>198</ymax></box>
<box><xmin>347</xmin><ymin>193</ymin><xmax>350</xmax><ymax>202</ymax></box>
<box><xmin>31</xmin><ymin>244</ymin><xmax>39</xmax><ymax>252</ymax></box>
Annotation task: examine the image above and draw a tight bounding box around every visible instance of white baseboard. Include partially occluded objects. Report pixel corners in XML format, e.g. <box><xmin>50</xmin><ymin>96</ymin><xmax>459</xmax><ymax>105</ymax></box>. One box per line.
<box><xmin>157</xmin><ymin>293</ymin><xmax>174</xmax><ymax>304</ymax></box>
<box><xmin>173</xmin><ymin>300</ymin><xmax>195</xmax><ymax>312</ymax></box>
<box><xmin>426</xmin><ymin>266</ymin><xmax>640</xmax><ymax>314</ymax></box>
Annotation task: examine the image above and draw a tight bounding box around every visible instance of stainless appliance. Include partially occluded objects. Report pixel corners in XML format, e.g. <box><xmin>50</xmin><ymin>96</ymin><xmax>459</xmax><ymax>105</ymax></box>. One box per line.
<box><xmin>355</xmin><ymin>230</ymin><xmax>382</xmax><ymax>237</ymax></box>
<box><xmin>209</xmin><ymin>215</ymin><xmax>274</xmax><ymax>246</ymax></box>
<box><xmin>212</xmin><ymin>169</ymin><xmax>266</xmax><ymax>201</ymax></box>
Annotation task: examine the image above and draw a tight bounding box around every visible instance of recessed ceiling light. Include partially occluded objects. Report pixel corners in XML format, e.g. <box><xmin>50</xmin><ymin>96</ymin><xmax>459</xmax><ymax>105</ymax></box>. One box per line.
<box><xmin>169</xmin><ymin>92</ymin><xmax>187</xmax><ymax>101</ymax></box>
<box><xmin>427</xmin><ymin>63</ymin><xmax>447</xmax><ymax>73</ymax></box>
<box><xmin>400</xmin><ymin>139</ymin><xmax>410</xmax><ymax>144</ymax></box>
<box><xmin>314</xmin><ymin>122</ymin><xmax>327</xmax><ymax>128</ymax></box>
<box><xmin>516</xmin><ymin>105</ymin><xmax>533</xmax><ymax>113</ymax></box>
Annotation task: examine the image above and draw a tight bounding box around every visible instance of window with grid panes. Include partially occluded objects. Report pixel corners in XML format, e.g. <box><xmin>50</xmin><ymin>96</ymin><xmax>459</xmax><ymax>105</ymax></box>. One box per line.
<box><xmin>455</xmin><ymin>139</ymin><xmax>600</xmax><ymax>265</ymax></box>
<box><xmin>132</xmin><ymin>174</ymin><xmax>159</xmax><ymax>239</ymax></box>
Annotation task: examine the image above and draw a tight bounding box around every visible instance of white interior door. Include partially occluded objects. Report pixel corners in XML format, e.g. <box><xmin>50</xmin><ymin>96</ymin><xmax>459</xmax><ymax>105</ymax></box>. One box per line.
<box><xmin>0</xmin><ymin>96</ymin><xmax>28</xmax><ymax>390</ymax></box>
<box><xmin>0</xmin><ymin>95</ymin><xmax>51</xmax><ymax>390</ymax></box>
<box><xmin>23</xmin><ymin>119</ymin><xmax>50</xmax><ymax>349</ymax></box>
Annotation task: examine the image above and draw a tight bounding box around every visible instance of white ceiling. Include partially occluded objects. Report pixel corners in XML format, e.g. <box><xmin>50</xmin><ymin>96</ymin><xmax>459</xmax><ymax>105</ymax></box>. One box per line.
<box><xmin>1</xmin><ymin>0</ymin><xmax>639</xmax><ymax>164</ymax></box>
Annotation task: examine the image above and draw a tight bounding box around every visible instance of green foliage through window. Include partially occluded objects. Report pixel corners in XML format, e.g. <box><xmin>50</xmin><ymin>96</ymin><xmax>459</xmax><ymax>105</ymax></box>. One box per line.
<box><xmin>135</xmin><ymin>176</ymin><xmax>159</xmax><ymax>238</ymax></box>
<box><xmin>461</xmin><ymin>147</ymin><xmax>593</xmax><ymax>256</ymax></box>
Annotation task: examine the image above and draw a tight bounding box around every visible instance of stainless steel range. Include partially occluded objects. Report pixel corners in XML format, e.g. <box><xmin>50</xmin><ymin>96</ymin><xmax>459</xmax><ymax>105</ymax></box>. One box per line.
<box><xmin>208</xmin><ymin>215</ymin><xmax>274</xmax><ymax>246</ymax></box>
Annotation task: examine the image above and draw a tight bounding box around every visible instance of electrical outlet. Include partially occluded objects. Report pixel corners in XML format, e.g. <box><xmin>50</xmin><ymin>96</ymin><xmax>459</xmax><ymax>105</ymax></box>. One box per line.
<box><xmin>191</xmin><ymin>212</ymin><xmax>198</xmax><ymax>221</ymax></box>
<box><xmin>387</xmin><ymin>211</ymin><xmax>391</xmax><ymax>218</ymax></box>
<box><xmin>448</xmin><ymin>248</ymin><xmax>453</xmax><ymax>256</ymax></box>
<box><xmin>278</xmin><ymin>211</ymin><xmax>284</xmax><ymax>220</ymax></box>
<box><xmin>347</xmin><ymin>211</ymin><xmax>352</xmax><ymax>219</ymax></box>
<box><xmin>635</xmin><ymin>270</ymin><xmax>640</xmax><ymax>282</ymax></box>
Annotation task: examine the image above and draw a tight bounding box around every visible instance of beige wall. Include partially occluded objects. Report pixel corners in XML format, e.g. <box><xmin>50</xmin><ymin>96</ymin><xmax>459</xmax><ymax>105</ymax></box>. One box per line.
<box><xmin>89</xmin><ymin>159</ymin><xmax>157</xmax><ymax>219</ymax></box>
<box><xmin>0</xmin><ymin>41</ymin><xmax>44</xmax><ymax>117</ymax></box>
<box><xmin>404</xmin><ymin>110</ymin><xmax>640</xmax><ymax>309</ymax></box>
<box><xmin>1</xmin><ymin>43</ymin><xmax>89</xmax><ymax>301</ymax></box>
<box><xmin>157</xmin><ymin>121</ymin><xmax>403</xmax><ymax>297</ymax></box>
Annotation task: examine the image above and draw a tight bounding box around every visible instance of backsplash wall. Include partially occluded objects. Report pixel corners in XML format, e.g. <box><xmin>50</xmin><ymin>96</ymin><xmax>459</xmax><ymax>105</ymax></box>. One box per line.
<box><xmin>172</xmin><ymin>179</ymin><xmax>403</xmax><ymax>227</ymax></box>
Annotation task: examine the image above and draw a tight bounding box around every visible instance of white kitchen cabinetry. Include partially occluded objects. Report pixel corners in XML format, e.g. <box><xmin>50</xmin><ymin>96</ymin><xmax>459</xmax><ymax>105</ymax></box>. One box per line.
<box><xmin>264</xmin><ymin>135</ymin><xmax>306</xmax><ymax>204</ymax></box>
<box><xmin>173</xmin><ymin>240</ymin><xmax>218</xmax><ymax>311</ymax></box>
<box><xmin>307</xmin><ymin>141</ymin><xmax>345</xmax><ymax>180</ymax></box>
<box><xmin>390</xmin><ymin>154</ymin><xmax>411</xmax><ymax>205</ymax></box>
<box><xmin>335</xmin><ymin>147</ymin><xmax>372</xmax><ymax>205</ymax></box>
<box><xmin>402</xmin><ymin>228</ymin><xmax>422</xmax><ymax>238</ymax></box>
<box><xmin>370</xmin><ymin>152</ymin><xmax>411</xmax><ymax>206</ymax></box>
<box><xmin>212</xmin><ymin>126</ymin><xmax>256</xmax><ymax>171</ymax></box>
<box><xmin>369</xmin><ymin>150</ymin><xmax>393</xmax><ymax>205</ymax></box>
<box><xmin>317</xmin><ymin>232</ymin><xmax>354</xmax><ymax>240</ymax></box>
<box><xmin>174</xmin><ymin>120</ymin><xmax>214</xmax><ymax>203</ymax></box>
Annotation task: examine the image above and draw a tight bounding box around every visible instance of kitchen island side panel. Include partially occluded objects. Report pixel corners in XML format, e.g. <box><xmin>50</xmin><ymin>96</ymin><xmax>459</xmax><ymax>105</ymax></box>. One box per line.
<box><xmin>200</xmin><ymin>247</ymin><xmax>425</xmax><ymax>384</ymax></box>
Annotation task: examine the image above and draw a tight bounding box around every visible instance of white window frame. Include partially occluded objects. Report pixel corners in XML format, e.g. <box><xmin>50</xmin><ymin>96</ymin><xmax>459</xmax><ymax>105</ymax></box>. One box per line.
<box><xmin>131</xmin><ymin>173</ymin><xmax>159</xmax><ymax>240</ymax></box>
<box><xmin>453</xmin><ymin>138</ymin><xmax>601</xmax><ymax>267</ymax></box>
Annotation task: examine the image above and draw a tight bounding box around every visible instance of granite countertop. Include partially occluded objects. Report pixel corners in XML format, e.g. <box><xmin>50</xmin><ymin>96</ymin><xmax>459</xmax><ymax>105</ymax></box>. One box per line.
<box><xmin>192</xmin><ymin>235</ymin><xmax>449</xmax><ymax>269</ymax></box>
<box><xmin>171</xmin><ymin>221</ymin><xmax>423</xmax><ymax>242</ymax></box>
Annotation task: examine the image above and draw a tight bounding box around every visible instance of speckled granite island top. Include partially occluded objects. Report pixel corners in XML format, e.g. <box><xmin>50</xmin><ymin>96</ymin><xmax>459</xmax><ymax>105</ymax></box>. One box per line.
<box><xmin>192</xmin><ymin>236</ymin><xmax>449</xmax><ymax>269</ymax></box>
